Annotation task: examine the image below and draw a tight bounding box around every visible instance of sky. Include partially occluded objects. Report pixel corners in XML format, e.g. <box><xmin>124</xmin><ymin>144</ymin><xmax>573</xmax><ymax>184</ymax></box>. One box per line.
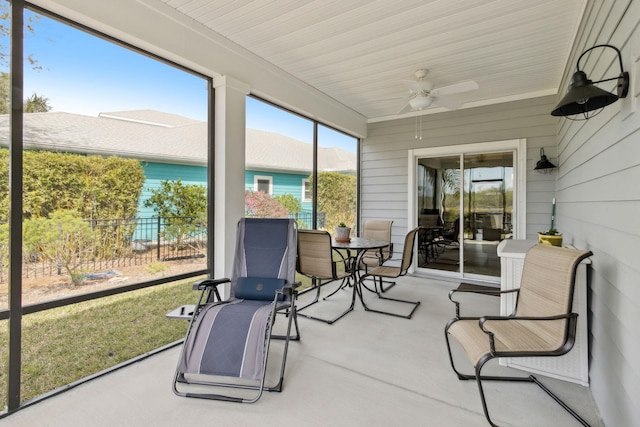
<box><xmin>12</xmin><ymin>8</ymin><xmax>357</xmax><ymax>153</ymax></box>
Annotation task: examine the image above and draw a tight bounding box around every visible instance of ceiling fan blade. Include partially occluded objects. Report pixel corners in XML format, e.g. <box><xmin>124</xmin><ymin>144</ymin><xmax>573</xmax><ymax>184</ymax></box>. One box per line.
<box><xmin>397</xmin><ymin>102</ymin><xmax>414</xmax><ymax>115</ymax></box>
<box><xmin>432</xmin><ymin>96</ymin><xmax>463</xmax><ymax>110</ymax></box>
<box><xmin>401</xmin><ymin>79</ymin><xmax>424</xmax><ymax>95</ymax></box>
<box><xmin>431</xmin><ymin>80</ymin><xmax>479</xmax><ymax>96</ymax></box>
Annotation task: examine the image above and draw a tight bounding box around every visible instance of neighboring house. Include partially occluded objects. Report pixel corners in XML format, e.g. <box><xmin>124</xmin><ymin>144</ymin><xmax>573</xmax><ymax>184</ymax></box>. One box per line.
<box><xmin>0</xmin><ymin>110</ymin><xmax>357</xmax><ymax>218</ymax></box>
<box><xmin>244</xmin><ymin>128</ymin><xmax>357</xmax><ymax>213</ymax></box>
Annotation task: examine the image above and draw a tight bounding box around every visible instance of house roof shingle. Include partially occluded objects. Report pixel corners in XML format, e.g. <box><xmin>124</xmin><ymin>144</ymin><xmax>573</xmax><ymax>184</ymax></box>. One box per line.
<box><xmin>0</xmin><ymin>110</ymin><xmax>356</xmax><ymax>173</ymax></box>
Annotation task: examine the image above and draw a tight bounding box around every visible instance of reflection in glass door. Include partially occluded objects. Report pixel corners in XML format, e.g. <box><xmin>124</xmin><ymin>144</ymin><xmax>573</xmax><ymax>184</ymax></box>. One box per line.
<box><xmin>416</xmin><ymin>152</ymin><xmax>514</xmax><ymax>280</ymax></box>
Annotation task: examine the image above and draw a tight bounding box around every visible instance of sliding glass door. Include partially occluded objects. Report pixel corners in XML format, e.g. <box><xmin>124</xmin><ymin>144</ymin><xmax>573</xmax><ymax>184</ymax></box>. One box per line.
<box><xmin>462</xmin><ymin>152</ymin><xmax>513</xmax><ymax>277</ymax></box>
<box><xmin>412</xmin><ymin>140</ymin><xmax>524</xmax><ymax>283</ymax></box>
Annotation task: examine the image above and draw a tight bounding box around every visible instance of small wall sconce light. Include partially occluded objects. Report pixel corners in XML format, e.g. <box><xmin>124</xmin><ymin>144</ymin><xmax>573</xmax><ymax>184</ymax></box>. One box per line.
<box><xmin>551</xmin><ymin>44</ymin><xmax>630</xmax><ymax>120</ymax></box>
<box><xmin>534</xmin><ymin>148</ymin><xmax>556</xmax><ymax>173</ymax></box>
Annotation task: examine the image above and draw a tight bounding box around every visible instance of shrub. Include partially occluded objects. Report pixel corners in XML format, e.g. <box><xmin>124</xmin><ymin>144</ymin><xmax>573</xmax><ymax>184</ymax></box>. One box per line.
<box><xmin>22</xmin><ymin>210</ymin><xmax>94</xmax><ymax>285</ymax></box>
<box><xmin>143</xmin><ymin>179</ymin><xmax>207</xmax><ymax>249</ymax></box>
<box><xmin>0</xmin><ymin>149</ymin><xmax>145</xmax><ymax>222</ymax></box>
<box><xmin>275</xmin><ymin>193</ymin><xmax>301</xmax><ymax>215</ymax></box>
<box><xmin>245</xmin><ymin>190</ymin><xmax>288</xmax><ymax>218</ymax></box>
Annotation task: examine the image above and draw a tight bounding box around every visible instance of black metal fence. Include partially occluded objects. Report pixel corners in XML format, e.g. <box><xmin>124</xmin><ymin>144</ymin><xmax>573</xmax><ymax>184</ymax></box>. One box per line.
<box><xmin>289</xmin><ymin>210</ymin><xmax>325</xmax><ymax>229</ymax></box>
<box><xmin>0</xmin><ymin>210</ymin><xmax>326</xmax><ymax>282</ymax></box>
<box><xmin>1</xmin><ymin>216</ymin><xmax>207</xmax><ymax>282</ymax></box>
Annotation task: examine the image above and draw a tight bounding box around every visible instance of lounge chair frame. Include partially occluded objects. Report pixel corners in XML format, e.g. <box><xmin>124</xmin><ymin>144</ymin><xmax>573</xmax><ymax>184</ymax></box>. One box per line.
<box><xmin>173</xmin><ymin>218</ymin><xmax>300</xmax><ymax>403</ymax></box>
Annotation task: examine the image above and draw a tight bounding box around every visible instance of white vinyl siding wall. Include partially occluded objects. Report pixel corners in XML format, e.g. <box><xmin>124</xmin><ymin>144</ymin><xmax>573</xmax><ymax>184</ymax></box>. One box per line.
<box><xmin>362</xmin><ymin>96</ymin><xmax>558</xmax><ymax>254</ymax></box>
<box><xmin>554</xmin><ymin>1</ymin><xmax>639</xmax><ymax>426</ymax></box>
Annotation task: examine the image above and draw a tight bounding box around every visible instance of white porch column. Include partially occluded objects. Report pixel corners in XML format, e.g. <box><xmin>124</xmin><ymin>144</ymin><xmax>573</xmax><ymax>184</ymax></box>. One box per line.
<box><xmin>213</xmin><ymin>76</ymin><xmax>250</xmax><ymax>284</ymax></box>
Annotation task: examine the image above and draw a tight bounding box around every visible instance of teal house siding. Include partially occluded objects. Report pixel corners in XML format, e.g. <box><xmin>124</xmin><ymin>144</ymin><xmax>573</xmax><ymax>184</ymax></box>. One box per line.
<box><xmin>138</xmin><ymin>163</ymin><xmax>312</xmax><ymax>220</ymax></box>
<box><xmin>138</xmin><ymin>162</ymin><xmax>207</xmax><ymax>219</ymax></box>
<box><xmin>245</xmin><ymin>170</ymin><xmax>312</xmax><ymax>212</ymax></box>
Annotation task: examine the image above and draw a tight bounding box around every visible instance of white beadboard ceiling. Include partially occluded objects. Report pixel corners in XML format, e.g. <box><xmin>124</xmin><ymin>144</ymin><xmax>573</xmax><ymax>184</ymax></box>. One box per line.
<box><xmin>159</xmin><ymin>0</ymin><xmax>585</xmax><ymax>122</ymax></box>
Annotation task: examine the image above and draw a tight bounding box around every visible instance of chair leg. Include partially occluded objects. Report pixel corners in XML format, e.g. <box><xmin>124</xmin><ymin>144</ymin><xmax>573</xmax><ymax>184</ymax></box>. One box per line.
<box><xmin>322</xmin><ymin>276</ymin><xmax>349</xmax><ymax>300</ymax></box>
<box><xmin>359</xmin><ymin>275</ymin><xmax>420</xmax><ymax>319</ymax></box>
<box><xmin>379</xmin><ymin>278</ymin><xmax>396</xmax><ymax>292</ymax></box>
<box><xmin>473</xmin><ymin>355</ymin><xmax>593</xmax><ymax>427</ymax></box>
<box><xmin>445</xmin><ymin>323</ymin><xmax>591</xmax><ymax>427</ymax></box>
<box><xmin>295</xmin><ymin>279</ymin><xmax>322</xmax><ymax>312</ymax></box>
<box><xmin>530</xmin><ymin>375</ymin><xmax>591</xmax><ymax>427</ymax></box>
<box><xmin>297</xmin><ymin>277</ymin><xmax>353</xmax><ymax>324</ymax></box>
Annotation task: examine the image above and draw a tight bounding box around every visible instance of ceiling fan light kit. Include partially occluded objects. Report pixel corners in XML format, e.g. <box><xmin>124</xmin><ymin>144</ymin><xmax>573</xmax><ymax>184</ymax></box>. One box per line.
<box><xmin>409</xmin><ymin>96</ymin><xmax>433</xmax><ymax>110</ymax></box>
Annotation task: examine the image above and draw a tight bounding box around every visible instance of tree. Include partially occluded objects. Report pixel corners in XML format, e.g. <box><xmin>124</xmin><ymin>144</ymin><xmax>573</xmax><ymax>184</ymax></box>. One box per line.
<box><xmin>0</xmin><ymin>72</ymin><xmax>8</xmax><ymax>114</ymax></box>
<box><xmin>0</xmin><ymin>4</ymin><xmax>42</xmax><ymax>70</ymax></box>
<box><xmin>313</xmin><ymin>172</ymin><xmax>357</xmax><ymax>231</ymax></box>
<box><xmin>24</xmin><ymin>92</ymin><xmax>51</xmax><ymax>113</ymax></box>
<box><xmin>0</xmin><ymin>74</ymin><xmax>53</xmax><ymax>114</ymax></box>
<box><xmin>0</xmin><ymin>5</ymin><xmax>46</xmax><ymax>112</ymax></box>
<box><xmin>143</xmin><ymin>179</ymin><xmax>207</xmax><ymax>249</ymax></box>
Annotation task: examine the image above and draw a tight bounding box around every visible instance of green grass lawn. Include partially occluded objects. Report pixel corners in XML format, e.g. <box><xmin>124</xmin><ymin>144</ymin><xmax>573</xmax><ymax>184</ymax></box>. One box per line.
<box><xmin>0</xmin><ymin>279</ymin><xmax>200</xmax><ymax>407</ymax></box>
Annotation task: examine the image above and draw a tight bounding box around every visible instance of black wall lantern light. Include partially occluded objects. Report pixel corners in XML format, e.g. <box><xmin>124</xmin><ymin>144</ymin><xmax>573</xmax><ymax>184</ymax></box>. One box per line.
<box><xmin>551</xmin><ymin>44</ymin><xmax>630</xmax><ymax>120</ymax></box>
<box><xmin>534</xmin><ymin>148</ymin><xmax>556</xmax><ymax>173</ymax></box>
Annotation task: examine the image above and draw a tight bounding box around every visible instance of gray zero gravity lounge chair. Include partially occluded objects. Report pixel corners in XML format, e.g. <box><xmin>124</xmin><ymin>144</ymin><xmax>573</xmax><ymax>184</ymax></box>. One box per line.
<box><xmin>444</xmin><ymin>244</ymin><xmax>593</xmax><ymax>426</ymax></box>
<box><xmin>173</xmin><ymin>218</ymin><xmax>300</xmax><ymax>403</ymax></box>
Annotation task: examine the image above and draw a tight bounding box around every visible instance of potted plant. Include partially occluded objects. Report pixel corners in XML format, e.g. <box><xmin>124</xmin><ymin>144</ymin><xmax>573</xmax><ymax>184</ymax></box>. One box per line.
<box><xmin>538</xmin><ymin>228</ymin><xmax>563</xmax><ymax>246</ymax></box>
<box><xmin>538</xmin><ymin>197</ymin><xmax>563</xmax><ymax>246</ymax></box>
<box><xmin>334</xmin><ymin>222</ymin><xmax>351</xmax><ymax>243</ymax></box>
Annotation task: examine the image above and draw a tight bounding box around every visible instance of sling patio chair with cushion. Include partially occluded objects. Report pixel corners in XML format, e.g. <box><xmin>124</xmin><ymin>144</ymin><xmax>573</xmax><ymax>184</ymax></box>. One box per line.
<box><xmin>359</xmin><ymin>219</ymin><xmax>395</xmax><ymax>291</ymax></box>
<box><xmin>173</xmin><ymin>218</ymin><xmax>300</xmax><ymax>403</ymax></box>
<box><xmin>357</xmin><ymin>226</ymin><xmax>422</xmax><ymax>319</ymax></box>
<box><xmin>444</xmin><ymin>244</ymin><xmax>593</xmax><ymax>426</ymax></box>
<box><xmin>296</xmin><ymin>229</ymin><xmax>354</xmax><ymax>324</ymax></box>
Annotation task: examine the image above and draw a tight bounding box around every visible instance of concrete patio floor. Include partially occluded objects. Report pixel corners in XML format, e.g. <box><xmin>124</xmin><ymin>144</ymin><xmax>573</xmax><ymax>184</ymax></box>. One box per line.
<box><xmin>2</xmin><ymin>276</ymin><xmax>603</xmax><ymax>426</ymax></box>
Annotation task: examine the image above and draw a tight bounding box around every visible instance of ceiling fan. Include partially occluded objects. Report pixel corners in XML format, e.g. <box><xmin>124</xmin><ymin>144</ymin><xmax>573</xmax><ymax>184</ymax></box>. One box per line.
<box><xmin>397</xmin><ymin>69</ymin><xmax>479</xmax><ymax>114</ymax></box>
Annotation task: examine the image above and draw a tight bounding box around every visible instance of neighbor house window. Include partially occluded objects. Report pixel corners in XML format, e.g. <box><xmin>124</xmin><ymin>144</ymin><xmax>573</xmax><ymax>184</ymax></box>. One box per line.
<box><xmin>255</xmin><ymin>176</ymin><xmax>272</xmax><ymax>194</ymax></box>
<box><xmin>302</xmin><ymin>179</ymin><xmax>311</xmax><ymax>202</ymax></box>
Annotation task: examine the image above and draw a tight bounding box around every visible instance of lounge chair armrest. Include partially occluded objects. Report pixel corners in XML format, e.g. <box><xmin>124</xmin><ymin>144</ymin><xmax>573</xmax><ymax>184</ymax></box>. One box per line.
<box><xmin>282</xmin><ymin>281</ymin><xmax>301</xmax><ymax>296</ymax></box>
<box><xmin>193</xmin><ymin>278</ymin><xmax>231</xmax><ymax>290</ymax></box>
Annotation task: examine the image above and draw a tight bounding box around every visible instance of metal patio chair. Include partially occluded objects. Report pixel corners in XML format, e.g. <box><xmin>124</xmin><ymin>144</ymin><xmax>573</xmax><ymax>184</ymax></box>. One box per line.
<box><xmin>296</xmin><ymin>229</ymin><xmax>353</xmax><ymax>324</ymax></box>
<box><xmin>358</xmin><ymin>226</ymin><xmax>422</xmax><ymax>319</ymax></box>
<box><xmin>359</xmin><ymin>219</ymin><xmax>395</xmax><ymax>291</ymax></box>
<box><xmin>444</xmin><ymin>244</ymin><xmax>593</xmax><ymax>426</ymax></box>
